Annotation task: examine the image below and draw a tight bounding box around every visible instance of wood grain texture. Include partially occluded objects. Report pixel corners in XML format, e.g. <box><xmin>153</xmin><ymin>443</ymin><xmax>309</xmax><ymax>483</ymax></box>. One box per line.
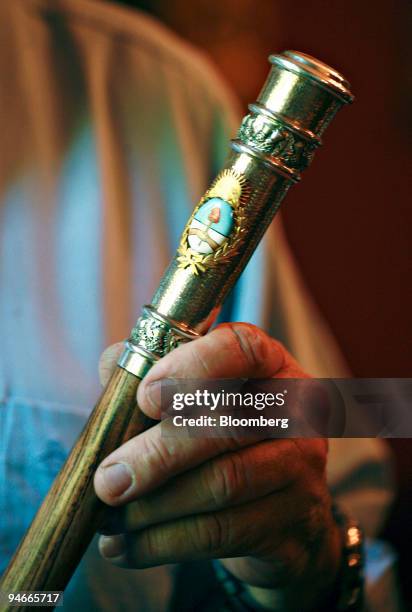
<box><xmin>0</xmin><ymin>366</ymin><xmax>152</xmax><ymax>611</ymax></box>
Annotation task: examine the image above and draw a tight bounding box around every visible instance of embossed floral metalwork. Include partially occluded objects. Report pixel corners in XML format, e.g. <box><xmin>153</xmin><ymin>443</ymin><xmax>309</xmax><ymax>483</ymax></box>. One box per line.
<box><xmin>238</xmin><ymin>113</ymin><xmax>317</xmax><ymax>170</ymax></box>
<box><xmin>131</xmin><ymin>313</ymin><xmax>186</xmax><ymax>357</ymax></box>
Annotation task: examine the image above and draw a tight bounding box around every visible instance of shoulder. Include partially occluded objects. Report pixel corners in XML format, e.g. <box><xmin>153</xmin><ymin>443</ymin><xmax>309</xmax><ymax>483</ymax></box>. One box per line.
<box><xmin>27</xmin><ymin>0</ymin><xmax>241</xmax><ymax>121</ymax></box>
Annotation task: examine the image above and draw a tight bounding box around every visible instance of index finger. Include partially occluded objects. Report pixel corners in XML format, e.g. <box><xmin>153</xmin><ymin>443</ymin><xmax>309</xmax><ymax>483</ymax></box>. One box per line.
<box><xmin>94</xmin><ymin>416</ymin><xmax>261</xmax><ymax>507</ymax></box>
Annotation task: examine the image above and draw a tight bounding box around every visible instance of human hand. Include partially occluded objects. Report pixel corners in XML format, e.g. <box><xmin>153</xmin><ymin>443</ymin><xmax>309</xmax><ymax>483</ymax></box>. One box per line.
<box><xmin>94</xmin><ymin>323</ymin><xmax>341</xmax><ymax>610</ymax></box>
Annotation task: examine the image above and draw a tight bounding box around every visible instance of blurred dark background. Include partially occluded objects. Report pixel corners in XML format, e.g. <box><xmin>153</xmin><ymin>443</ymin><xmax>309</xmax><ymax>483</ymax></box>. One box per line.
<box><xmin>123</xmin><ymin>0</ymin><xmax>412</xmax><ymax>601</ymax></box>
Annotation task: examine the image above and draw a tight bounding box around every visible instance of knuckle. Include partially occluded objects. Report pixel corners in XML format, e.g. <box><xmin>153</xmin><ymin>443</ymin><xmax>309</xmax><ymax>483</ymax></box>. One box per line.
<box><xmin>207</xmin><ymin>453</ymin><xmax>247</xmax><ymax>506</ymax></box>
<box><xmin>141</xmin><ymin>435</ymin><xmax>175</xmax><ymax>478</ymax></box>
<box><xmin>138</xmin><ymin>528</ymin><xmax>162</xmax><ymax>566</ymax></box>
<box><xmin>192</xmin><ymin>514</ymin><xmax>228</xmax><ymax>555</ymax></box>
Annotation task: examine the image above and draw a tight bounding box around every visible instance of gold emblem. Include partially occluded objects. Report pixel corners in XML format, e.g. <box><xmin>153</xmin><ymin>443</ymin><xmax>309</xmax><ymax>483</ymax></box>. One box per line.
<box><xmin>177</xmin><ymin>169</ymin><xmax>249</xmax><ymax>275</ymax></box>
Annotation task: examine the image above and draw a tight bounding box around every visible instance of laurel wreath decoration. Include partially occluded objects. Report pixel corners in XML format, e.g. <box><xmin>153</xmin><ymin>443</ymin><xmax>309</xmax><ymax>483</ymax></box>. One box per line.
<box><xmin>177</xmin><ymin>169</ymin><xmax>250</xmax><ymax>275</ymax></box>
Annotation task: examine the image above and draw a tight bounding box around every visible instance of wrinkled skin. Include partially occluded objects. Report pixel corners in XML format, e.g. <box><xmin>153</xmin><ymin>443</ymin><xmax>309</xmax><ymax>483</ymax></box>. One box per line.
<box><xmin>94</xmin><ymin>323</ymin><xmax>341</xmax><ymax>610</ymax></box>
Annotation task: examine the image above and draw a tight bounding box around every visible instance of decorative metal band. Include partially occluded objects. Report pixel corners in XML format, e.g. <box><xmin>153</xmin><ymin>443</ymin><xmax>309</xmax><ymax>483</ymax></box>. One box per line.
<box><xmin>118</xmin><ymin>308</ymin><xmax>199</xmax><ymax>377</ymax></box>
<box><xmin>248</xmin><ymin>103</ymin><xmax>321</xmax><ymax>145</ymax></box>
<box><xmin>230</xmin><ymin>140</ymin><xmax>300</xmax><ymax>182</ymax></box>
<box><xmin>130</xmin><ymin>305</ymin><xmax>199</xmax><ymax>359</ymax></box>
<box><xmin>237</xmin><ymin>107</ymin><xmax>319</xmax><ymax>173</ymax></box>
<box><xmin>118</xmin><ymin>341</ymin><xmax>157</xmax><ymax>379</ymax></box>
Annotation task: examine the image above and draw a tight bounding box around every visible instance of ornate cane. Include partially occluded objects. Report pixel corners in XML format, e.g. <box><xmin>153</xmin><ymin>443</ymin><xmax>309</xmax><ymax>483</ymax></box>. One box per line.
<box><xmin>0</xmin><ymin>51</ymin><xmax>353</xmax><ymax>608</ymax></box>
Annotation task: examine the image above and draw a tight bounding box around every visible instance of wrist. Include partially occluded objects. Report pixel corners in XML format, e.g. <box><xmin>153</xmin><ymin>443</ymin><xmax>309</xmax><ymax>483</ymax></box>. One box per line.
<box><xmin>290</xmin><ymin>510</ymin><xmax>343</xmax><ymax>610</ymax></box>
<box><xmin>214</xmin><ymin>504</ymin><xmax>364</xmax><ymax>612</ymax></box>
<box><xmin>246</xmin><ymin>507</ymin><xmax>364</xmax><ymax>612</ymax></box>
<box><xmin>245</xmin><ymin>510</ymin><xmax>343</xmax><ymax>611</ymax></box>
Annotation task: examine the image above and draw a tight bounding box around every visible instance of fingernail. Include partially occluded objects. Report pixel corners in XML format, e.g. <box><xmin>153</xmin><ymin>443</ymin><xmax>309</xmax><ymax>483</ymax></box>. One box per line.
<box><xmin>145</xmin><ymin>380</ymin><xmax>161</xmax><ymax>410</ymax></box>
<box><xmin>99</xmin><ymin>534</ymin><xmax>126</xmax><ymax>559</ymax></box>
<box><xmin>102</xmin><ymin>462</ymin><xmax>134</xmax><ymax>497</ymax></box>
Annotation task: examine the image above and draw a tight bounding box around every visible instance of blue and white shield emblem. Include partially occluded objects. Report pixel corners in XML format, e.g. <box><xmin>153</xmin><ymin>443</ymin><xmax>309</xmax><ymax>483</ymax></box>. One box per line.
<box><xmin>188</xmin><ymin>197</ymin><xmax>234</xmax><ymax>255</ymax></box>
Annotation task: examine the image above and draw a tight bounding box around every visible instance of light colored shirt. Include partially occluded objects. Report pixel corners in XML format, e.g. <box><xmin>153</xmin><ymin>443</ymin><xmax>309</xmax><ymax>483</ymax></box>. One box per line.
<box><xmin>0</xmin><ymin>1</ymin><xmax>399</xmax><ymax>610</ymax></box>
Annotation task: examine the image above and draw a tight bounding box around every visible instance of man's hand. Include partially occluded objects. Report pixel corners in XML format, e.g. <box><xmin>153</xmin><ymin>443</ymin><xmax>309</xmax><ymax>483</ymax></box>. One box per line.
<box><xmin>94</xmin><ymin>323</ymin><xmax>341</xmax><ymax>610</ymax></box>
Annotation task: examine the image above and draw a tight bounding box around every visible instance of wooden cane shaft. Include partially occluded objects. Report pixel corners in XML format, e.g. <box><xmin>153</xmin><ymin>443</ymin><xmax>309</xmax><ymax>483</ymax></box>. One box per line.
<box><xmin>0</xmin><ymin>367</ymin><xmax>151</xmax><ymax>610</ymax></box>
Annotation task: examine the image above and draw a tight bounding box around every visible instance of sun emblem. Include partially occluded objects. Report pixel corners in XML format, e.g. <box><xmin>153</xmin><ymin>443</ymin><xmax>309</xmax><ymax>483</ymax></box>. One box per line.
<box><xmin>207</xmin><ymin>169</ymin><xmax>244</xmax><ymax>206</ymax></box>
<box><xmin>177</xmin><ymin>169</ymin><xmax>249</xmax><ymax>275</ymax></box>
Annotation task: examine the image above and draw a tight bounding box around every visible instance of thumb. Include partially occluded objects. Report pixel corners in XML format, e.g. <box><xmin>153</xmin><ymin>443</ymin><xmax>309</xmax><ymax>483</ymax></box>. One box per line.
<box><xmin>98</xmin><ymin>342</ymin><xmax>125</xmax><ymax>386</ymax></box>
<box><xmin>137</xmin><ymin>323</ymin><xmax>288</xmax><ymax>419</ymax></box>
